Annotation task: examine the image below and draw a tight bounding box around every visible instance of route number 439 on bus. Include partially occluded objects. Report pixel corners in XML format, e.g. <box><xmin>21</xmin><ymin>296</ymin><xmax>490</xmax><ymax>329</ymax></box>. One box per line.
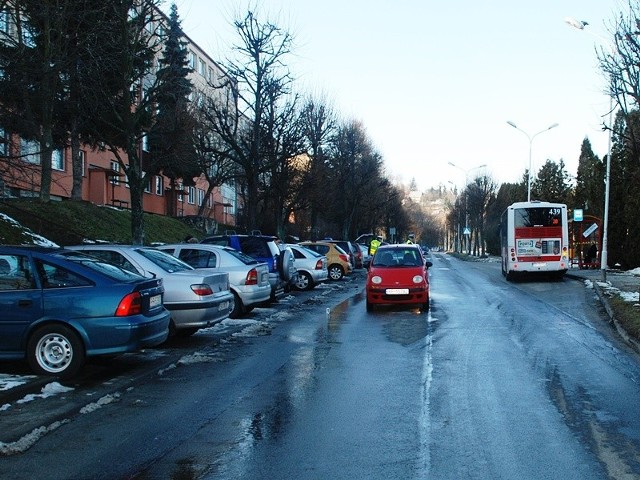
<box><xmin>500</xmin><ymin>201</ymin><xmax>569</xmax><ymax>281</ymax></box>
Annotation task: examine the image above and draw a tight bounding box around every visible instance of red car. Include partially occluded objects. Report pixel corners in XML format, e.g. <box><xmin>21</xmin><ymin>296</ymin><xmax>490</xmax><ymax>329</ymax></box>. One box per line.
<box><xmin>365</xmin><ymin>244</ymin><xmax>433</xmax><ymax>312</ymax></box>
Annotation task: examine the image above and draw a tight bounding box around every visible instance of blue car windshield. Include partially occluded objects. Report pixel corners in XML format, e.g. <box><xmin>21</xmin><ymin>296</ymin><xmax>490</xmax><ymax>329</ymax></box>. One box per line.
<box><xmin>137</xmin><ymin>248</ymin><xmax>194</xmax><ymax>273</ymax></box>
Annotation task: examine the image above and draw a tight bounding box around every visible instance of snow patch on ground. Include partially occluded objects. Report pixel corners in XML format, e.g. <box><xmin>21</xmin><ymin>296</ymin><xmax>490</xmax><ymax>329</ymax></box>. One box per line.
<box><xmin>0</xmin><ymin>213</ymin><xmax>59</xmax><ymax>247</ymax></box>
<box><xmin>0</xmin><ymin>420</ymin><xmax>70</xmax><ymax>456</ymax></box>
<box><xmin>0</xmin><ymin>374</ymin><xmax>35</xmax><ymax>391</ymax></box>
<box><xmin>177</xmin><ymin>352</ymin><xmax>223</xmax><ymax>365</ymax></box>
<box><xmin>587</xmin><ymin>279</ymin><xmax>640</xmax><ymax>304</ymax></box>
<box><xmin>16</xmin><ymin>382</ymin><xmax>74</xmax><ymax>404</ymax></box>
<box><xmin>79</xmin><ymin>393</ymin><xmax>121</xmax><ymax>414</ymax></box>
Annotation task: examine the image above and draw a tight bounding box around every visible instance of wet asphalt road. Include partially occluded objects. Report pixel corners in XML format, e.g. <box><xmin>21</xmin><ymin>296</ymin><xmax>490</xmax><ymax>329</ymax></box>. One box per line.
<box><xmin>2</xmin><ymin>253</ymin><xmax>640</xmax><ymax>479</ymax></box>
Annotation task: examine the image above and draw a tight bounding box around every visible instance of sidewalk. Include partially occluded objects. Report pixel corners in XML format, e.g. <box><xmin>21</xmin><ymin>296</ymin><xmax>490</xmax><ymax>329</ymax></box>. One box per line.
<box><xmin>565</xmin><ymin>266</ymin><xmax>640</xmax><ymax>351</ymax></box>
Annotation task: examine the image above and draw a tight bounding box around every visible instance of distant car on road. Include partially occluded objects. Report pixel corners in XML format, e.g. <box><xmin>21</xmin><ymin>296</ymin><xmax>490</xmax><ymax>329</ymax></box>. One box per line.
<box><xmin>66</xmin><ymin>245</ymin><xmax>233</xmax><ymax>336</ymax></box>
<box><xmin>0</xmin><ymin>246</ymin><xmax>170</xmax><ymax>378</ymax></box>
<box><xmin>287</xmin><ymin>243</ymin><xmax>328</xmax><ymax>291</ymax></box>
<box><xmin>366</xmin><ymin>244</ymin><xmax>433</xmax><ymax>313</ymax></box>
<box><xmin>158</xmin><ymin>243</ymin><xmax>271</xmax><ymax>318</ymax></box>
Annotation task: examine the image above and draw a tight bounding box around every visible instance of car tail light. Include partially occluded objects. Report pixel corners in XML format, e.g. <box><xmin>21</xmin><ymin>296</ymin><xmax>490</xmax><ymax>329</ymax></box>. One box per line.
<box><xmin>246</xmin><ymin>268</ymin><xmax>258</xmax><ymax>285</ymax></box>
<box><xmin>116</xmin><ymin>292</ymin><xmax>142</xmax><ymax>316</ymax></box>
<box><xmin>339</xmin><ymin>254</ymin><xmax>348</xmax><ymax>263</ymax></box>
<box><xmin>191</xmin><ymin>284</ymin><xmax>213</xmax><ymax>296</ymax></box>
<box><xmin>314</xmin><ymin>259</ymin><xmax>323</xmax><ymax>270</ymax></box>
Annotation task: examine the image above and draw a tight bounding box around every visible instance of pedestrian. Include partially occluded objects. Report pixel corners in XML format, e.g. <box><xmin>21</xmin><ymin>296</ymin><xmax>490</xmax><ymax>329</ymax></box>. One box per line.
<box><xmin>369</xmin><ymin>236</ymin><xmax>382</xmax><ymax>256</ymax></box>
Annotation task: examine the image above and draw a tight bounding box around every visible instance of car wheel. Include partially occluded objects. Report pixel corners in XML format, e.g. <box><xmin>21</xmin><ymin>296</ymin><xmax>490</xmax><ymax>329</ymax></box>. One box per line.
<box><xmin>27</xmin><ymin>324</ymin><xmax>85</xmax><ymax>378</ymax></box>
<box><xmin>294</xmin><ymin>271</ymin><xmax>313</xmax><ymax>291</ymax></box>
<box><xmin>366</xmin><ymin>300</ymin><xmax>374</xmax><ymax>312</ymax></box>
<box><xmin>328</xmin><ymin>264</ymin><xmax>344</xmax><ymax>281</ymax></box>
<box><xmin>421</xmin><ymin>299</ymin><xmax>430</xmax><ymax>313</ymax></box>
<box><xmin>230</xmin><ymin>291</ymin><xmax>244</xmax><ymax>319</ymax></box>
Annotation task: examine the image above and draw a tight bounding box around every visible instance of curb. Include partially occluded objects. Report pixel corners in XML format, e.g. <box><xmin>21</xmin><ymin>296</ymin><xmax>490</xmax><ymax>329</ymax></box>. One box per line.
<box><xmin>566</xmin><ymin>272</ymin><xmax>640</xmax><ymax>355</ymax></box>
<box><xmin>0</xmin><ymin>354</ymin><xmax>183</xmax><ymax>447</ymax></box>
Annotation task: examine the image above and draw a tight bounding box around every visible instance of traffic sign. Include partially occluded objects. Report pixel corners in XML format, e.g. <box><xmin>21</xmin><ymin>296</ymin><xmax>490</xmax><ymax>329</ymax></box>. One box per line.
<box><xmin>463</xmin><ymin>227</ymin><xmax>471</xmax><ymax>235</ymax></box>
<box><xmin>583</xmin><ymin>222</ymin><xmax>598</xmax><ymax>238</ymax></box>
<box><xmin>574</xmin><ymin>209</ymin><xmax>583</xmax><ymax>222</ymax></box>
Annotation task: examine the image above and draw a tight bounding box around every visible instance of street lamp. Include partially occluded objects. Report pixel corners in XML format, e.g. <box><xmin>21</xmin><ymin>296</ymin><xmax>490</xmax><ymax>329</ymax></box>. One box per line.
<box><xmin>566</xmin><ymin>16</ymin><xmax>614</xmax><ymax>282</ymax></box>
<box><xmin>506</xmin><ymin>121</ymin><xmax>559</xmax><ymax>202</ymax></box>
<box><xmin>447</xmin><ymin>162</ymin><xmax>487</xmax><ymax>254</ymax></box>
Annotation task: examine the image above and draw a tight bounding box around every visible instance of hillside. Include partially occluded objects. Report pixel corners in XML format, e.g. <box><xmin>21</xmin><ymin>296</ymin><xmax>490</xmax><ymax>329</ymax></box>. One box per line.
<box><xmin>0</xmin><ymin>199</ymin><xmax>204</xmax><ymax>246</ymax></box>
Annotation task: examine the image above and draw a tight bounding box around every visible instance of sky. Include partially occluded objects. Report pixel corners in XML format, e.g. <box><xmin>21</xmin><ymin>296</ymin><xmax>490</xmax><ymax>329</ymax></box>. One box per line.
<box><xmin>168</xmin><ymin>0</ymin><xmax>624</xmax><ymax>192</ymax></box>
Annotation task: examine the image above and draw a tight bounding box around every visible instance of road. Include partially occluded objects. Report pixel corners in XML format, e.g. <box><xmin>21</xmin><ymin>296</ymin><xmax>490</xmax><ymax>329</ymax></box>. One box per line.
<box><xmin>2</xmin><ymin>253</ymin><xmax>640</xmax><ymax>479</ymax></box>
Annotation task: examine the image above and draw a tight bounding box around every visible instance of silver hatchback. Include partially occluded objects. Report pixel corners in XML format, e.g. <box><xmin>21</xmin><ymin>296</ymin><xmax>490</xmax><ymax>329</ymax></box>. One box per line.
<box><xmin>66</xmin><ymin>245</ymin><xmax>233</xmax><ymax>335</ymax></box>
<box><xmin>158</xmin><ymin>244</ymin><xmax>271</xmax><ymax>318</ymax></box>
<box><xmin>287</xmin><ymin>243</ymin><xmax>328</xmax><ymax>290</ymax></box>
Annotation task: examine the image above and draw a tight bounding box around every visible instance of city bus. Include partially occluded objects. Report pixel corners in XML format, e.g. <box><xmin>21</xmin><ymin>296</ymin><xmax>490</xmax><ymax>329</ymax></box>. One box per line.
<box><xmin>500</xmin><ymin>201</ymin><xmax>569</xmax><ymax>280</ymax></box>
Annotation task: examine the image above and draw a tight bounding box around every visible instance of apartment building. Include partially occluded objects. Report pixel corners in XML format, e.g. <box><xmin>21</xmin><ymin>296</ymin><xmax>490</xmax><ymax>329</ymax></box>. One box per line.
<box><xmin>0</xmin><ymin>5</ymin><xmax>237</xmax><ymax>228</ymax></box>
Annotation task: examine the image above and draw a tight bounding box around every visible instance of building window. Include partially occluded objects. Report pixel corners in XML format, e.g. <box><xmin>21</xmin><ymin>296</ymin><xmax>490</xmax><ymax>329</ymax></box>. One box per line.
<box><xmin>144</xmin><ymin>173</ymin><xmax>151</xmax><ymax>193</ymax></box>
<box><xmin>197</xmin><ymin>188</ymin><xmax>204</xmax><ymax>206</ymax></box>
<box><xmin>21</xmin><ymin>138</ymin><xmax>39</xmax><ymax>164</ymax></box>
<box><xmin>110</xmin><ymin>161</ymin><xmax>120</xmax><ymax>185</ymax></box>
<box><xmin>189</xmin><ymin>50</ymin><xmax>197</xmax><ymax>70</ymax></box>
<box><xmin>141</xmin><ymin>133</ymin><xmax>149</xmax><ymax>152</ymax></box>
<box><xmin>199</xmin><ymin>58</ymin><xmax>206</xmax><ymax>76</ymax></box>
<box><xmin>155</xmin><ymin>176</ymin><xmax>163</xmax><ymax>195</ymax></box>
<box><xmin>177</xmin><ymin>182</ymin><xmax>183</xmax><ymax>202</ymax></box>
<box><xmin>188</xmin><ymin>186</ymin><xmax>195</xmax><ymax>204</ymax></box>
<box><xmin>52</xmin><ymin>149</ymin><xmax>64</xmax><ymax>171</ymax></box>
<box><xmin>208</xmin><ymin>67</ymin><xmax>214</xmax><ymax>83</ymax></box>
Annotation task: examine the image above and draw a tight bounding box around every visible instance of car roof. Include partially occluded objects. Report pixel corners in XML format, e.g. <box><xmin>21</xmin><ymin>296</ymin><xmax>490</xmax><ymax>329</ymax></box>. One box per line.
<box><xmin>0</xmin><ymin>245</ymin><xmax>64</xmax><ymax>253</ymax></box>
<box><xmin>377</xmin><ymin>244</ymin><xmax>422</xmax><ymax>251</ymax></box>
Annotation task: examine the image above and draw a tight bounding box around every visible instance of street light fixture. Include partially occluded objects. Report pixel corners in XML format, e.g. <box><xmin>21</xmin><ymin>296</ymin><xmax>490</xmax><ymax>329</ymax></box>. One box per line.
<box><xmin>506</xmin><ymin>121</ymin><xmax>559</xmax><ymax>202</ymax></box>
<box><xmin>447</xmin><ymin>162</ymin><xmax>487</xmax><ymax>254</ymax></box>
<box><xmin>566</xmin><ymin>16</ymin><xmax>614</xmax><ymax>282</ymax></box>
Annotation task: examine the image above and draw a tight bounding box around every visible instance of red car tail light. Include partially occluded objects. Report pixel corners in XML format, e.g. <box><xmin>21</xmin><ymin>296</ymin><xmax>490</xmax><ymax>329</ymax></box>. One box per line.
<box><xmin>115</xmin><ymin>292</ymin><xmax>142</xmax><ymax>316</ymax></box>
<box><xmin>339</xmin><ymin>254</ymin><xmax>348</xmax><ymax>263</ymax></box>
<box><xmin>245</xmin><ymin>268</ymin><xmax>258</xmax><ymax>285</ymax></box>
<box><xmin>191</xmin><ymin>284</ymin><xmax>213</xmax><ymax>296</ymax></box>
<box><xmin>314</xmin><ymin>259</ymin><xmax>323</xmax><ymax>270</ymax></box>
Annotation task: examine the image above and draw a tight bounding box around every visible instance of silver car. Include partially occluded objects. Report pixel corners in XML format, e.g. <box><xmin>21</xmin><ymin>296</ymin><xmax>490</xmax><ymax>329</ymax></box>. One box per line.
<box><xmin>158</xmin><ymin>244</ymin><xmax>271</xmax><ymax>318</ymax></box>
<box><xmin>65</xmin><ymin>245</ymin><xmax>233</xmax><ymax>335</ymax></box>
<box><xmin>287</xmin><ymin>243</ymin><xmax>329</xmax><ymax>291</ymax></box>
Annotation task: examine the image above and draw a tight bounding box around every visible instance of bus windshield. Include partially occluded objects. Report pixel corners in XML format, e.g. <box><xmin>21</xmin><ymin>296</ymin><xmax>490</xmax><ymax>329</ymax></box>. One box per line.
<box><xmin>514</xmin><ymin>207</ymin><xmax>563</xmax><ymax>228</ymax></box>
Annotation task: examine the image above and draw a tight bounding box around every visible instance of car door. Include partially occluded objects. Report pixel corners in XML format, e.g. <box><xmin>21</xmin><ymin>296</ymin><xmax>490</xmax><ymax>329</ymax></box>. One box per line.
<box><xmin>0</xmin><ymin>253</ymin><xmax>42</xmax><ymax>353</ymax></box>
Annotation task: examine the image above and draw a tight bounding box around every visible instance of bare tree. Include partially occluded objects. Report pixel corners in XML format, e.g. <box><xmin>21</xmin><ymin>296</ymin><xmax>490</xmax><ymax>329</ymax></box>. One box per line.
<box><xmin>299</xmin><ymin>94</ymin><xmax>336</xmax><ymax>238</ymax></box>
<box><xmin>327</xmin><ymin>119</ymin><xmax>385</xmax><ymax>239</ymax></box>
<box><xmin>224</xmin><ymin>9</ymin><xmax>295</xmax><ymax>231</ymax></box>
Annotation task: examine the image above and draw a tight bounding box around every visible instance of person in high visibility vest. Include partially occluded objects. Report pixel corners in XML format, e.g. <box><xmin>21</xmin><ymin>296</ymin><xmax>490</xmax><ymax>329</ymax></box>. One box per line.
<box><xmin>369</xmin><ymin>237</ymin><xmax>382</xmax><ymax>256</ymax></box>
<box><xmin>406</xmin><ymin>239</ymin><xmax>413</xmax><ymax>244</ymax></box>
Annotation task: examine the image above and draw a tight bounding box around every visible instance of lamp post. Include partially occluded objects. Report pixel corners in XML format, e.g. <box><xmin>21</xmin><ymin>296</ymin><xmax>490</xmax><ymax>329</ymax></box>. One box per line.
<box><xmin>506</xmin><ymin>121</ymin><xmax>559</xmax><ymax>202</ymax></box>
<box><xmin>447</xmin><ymin>162</ymin><xmax>487</xmax><ymax>254</ymax></box>
<box><xmin>447</xmin><ymin>180</ymin><xmax>460</xmax><ymax>252</ymax></box>
<box><xmin>565</xmin><ymin>16</ymin><xmax>614</xmax><ymax>282</ymax></box>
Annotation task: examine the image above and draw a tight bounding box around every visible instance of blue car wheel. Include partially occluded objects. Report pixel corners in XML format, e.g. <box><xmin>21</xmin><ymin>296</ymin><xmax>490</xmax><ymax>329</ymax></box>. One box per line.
<box><xmin>27</xmin><ymin>324</ymin><xmax>85</xmax><ymax>378</ymax></box>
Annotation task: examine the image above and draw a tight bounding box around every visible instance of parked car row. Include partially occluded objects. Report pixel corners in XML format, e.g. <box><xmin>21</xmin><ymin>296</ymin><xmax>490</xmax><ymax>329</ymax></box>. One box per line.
<box><xmin>0</xmin><ymin>236</ymin><xmax>367</xmax><ymax>378</ymax></box>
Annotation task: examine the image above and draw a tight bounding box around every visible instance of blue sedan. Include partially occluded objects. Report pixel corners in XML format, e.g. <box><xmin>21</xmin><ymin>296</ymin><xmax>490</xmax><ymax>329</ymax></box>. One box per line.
<box><xmin>0</xmin><ymin>246</ymin><xmax>171</xmax><ymax>378</ymax></box>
